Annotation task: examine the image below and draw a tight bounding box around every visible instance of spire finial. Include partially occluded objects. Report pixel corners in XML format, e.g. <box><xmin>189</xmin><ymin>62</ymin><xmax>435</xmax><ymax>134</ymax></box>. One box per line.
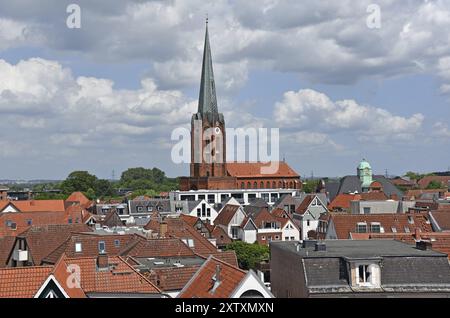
<box><xmin>206</xmin><ymin>13</ymin><xmax>208</xmax><ymax>25</ymax></box>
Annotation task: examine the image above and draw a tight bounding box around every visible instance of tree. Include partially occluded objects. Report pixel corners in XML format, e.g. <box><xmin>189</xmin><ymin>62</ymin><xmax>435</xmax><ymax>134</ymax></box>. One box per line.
<box><xmin>60</xmin><ymin>171</ymin><xmax>98</xmax><ymax>194</ymax></box>
<box><xmin>94</xmin><ymin>179</ymin><xmax>115</xmax><ymax>197</ymax></box>
<box><xmin>303</xmin><ymin>180</ymin><xmax>319</xmax><ymax>194</ymax></box>
<box><xmin>426</xmin><ymin>180</ymin><xmax>444</xmax><ymax>190</ymax></box>
<box><xmin>225</xmin><ymin>241</ymin><xmax>269</xmax><ymax>270</ymax></box>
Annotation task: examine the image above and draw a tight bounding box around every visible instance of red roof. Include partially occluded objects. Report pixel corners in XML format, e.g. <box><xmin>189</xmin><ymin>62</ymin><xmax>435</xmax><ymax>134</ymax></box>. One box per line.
<box><xmin>418</xmin><ymin>176</ymin><xmax>450</xmax><ymax>189</ymax></box>
<box><xmin>226</xmin><ymin>162</ymin><xmax>299</xmax><ymax>178</ymax></box>
<box><xmin>0</xmin><ymin>200</ymin><xmax>65</xmax><ymax>213</ymax></box>
<box><xmin>145</xmin><ymin>265</ymin><xmax>201</xmax><ymax>292</ymax></box>
<box><xmin>214</xmin><ymin>205</ymin><xmax>240</xmax><ymax>227</ymax></box>
<box><xmin>0</xmin><ymin>207</ymin><xmax>88</xmax><ymax>237</ymax></box>
<box><xmin>328</xmin><ymin>192</ymin><xmax>389</xmax><ymax>210</ymax></box>
<box><xmin>65</xmin><ymin>192</ymin><xmax>91</xmax><ymax>206</ymax></box>
<box><xmin>61</xmin><ymin>255</ymin><xmax>161</xmax><ymax>295</ymax></box>
<box><xmin>120</xmin><ymin>238</ymin><xmax>196</xmax><ymax>258</ymax></box>
<box><xmin>0</xmin><ymin>237</ymin><xmax>15</xmax><ymax>268</ymax></box>
<box><xmin>430</xmin><ymin>211</ymin><xmax>450</xmax><ymax>231</ymax></box>
<box><xmin>178</xmin><ymin>256</ymin><xmax>247</xmax><ymax>298</ymax></box>
<box><xmin>13</xmin><ymin>224</ymin><xmax>93</xmax><ymax>266</ymax></box>
<box><xmin>328</xmin><ymin>213</ymin><xmax>433</xmax><ymax>239</ymax></box>
<box><xmin>0</xmin><ymin>266</ymin><xmax>53</xmax><ymax>298</ymax></box>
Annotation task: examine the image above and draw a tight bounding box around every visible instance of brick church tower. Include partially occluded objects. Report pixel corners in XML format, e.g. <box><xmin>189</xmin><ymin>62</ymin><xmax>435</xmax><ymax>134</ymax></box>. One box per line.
<box><xmin>180</xmin><ymin>20</ymin><xmax>236</xmax><ymax>190</ymax></box>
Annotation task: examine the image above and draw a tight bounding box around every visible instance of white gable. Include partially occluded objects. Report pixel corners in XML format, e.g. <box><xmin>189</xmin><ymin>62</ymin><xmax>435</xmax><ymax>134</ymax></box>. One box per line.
<box><xmin>231</xmin><ymin>271</ymin><xmax>273</xmax><ymax>298</ymax></box>
<box><xmin>1</xmin><ymin>203</ymin><xmax>19</xmax><ymax>213</ymax></box>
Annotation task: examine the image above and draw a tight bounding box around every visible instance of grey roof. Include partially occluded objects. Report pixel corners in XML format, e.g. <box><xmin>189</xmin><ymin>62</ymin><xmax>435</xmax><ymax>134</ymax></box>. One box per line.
<box><xmin>271</xmin><ymin>240</ymin><xmax>450</xmax><ymax>292</ymax></box>
<box><xmin>129</xmin><ymin>199</ymin><xmax>171</xmax><ymax>213</ymax></box>
<box><xmin>325</xmin><ymin>175</ymin><xmax>403</xmax><ymax>201</ymax></box>
<box><xmin>272</xmin><ymin>240</ymin><xmax>447</xmax><ymax>259</ymax></box>
<box><xmin>134</xmin><ymin>256</ymin><xmax>205</xmax><ymax>270</ymax></box>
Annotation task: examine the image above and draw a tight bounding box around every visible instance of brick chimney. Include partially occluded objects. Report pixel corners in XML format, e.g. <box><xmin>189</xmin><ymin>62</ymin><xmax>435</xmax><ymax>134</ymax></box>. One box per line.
<box><xmin>414</xmin><ymin>227</ymin><xmax>421</xmax><ymax>240</ymax></box>
<box><xmin>160</xmin><ymin>222</ymin><xmax>168</xmax><ymax>238</ymax></box>
<box><xmin>215</xmin><ymin>264</ymin><xmax>221</xmax><ymax>283</ymax></box>
<box><xmin>97</xmin><ymin>253</ymin><xmax>109</xmax><ymax>270</ymax></box>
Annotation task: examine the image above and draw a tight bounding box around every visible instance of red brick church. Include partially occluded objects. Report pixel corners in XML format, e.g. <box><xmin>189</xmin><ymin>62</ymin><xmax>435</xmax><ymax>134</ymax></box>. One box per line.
<box><xmin>179</xmin><ymin>20</ymin><xmax>301</xmax><ymax>191</ymax></box>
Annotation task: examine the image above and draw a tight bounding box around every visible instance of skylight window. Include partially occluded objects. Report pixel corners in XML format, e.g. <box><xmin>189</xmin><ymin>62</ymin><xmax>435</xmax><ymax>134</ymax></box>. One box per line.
<box><xmin>75</xmin><ymin>242</ymin><xmax>82</xmax><ymax>253</ymax></box>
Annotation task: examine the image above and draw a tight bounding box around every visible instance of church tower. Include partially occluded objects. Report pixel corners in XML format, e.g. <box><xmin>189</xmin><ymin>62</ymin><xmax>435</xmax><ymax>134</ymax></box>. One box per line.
<box><xmin>357</xmin><ymin>158</ymin><xmax>373</xmax><ymax>192</ymax></box>
<box><xmin>190</xmin><ymin>19</ymin><xmax>227</xmax><ymax>179</ymax></box>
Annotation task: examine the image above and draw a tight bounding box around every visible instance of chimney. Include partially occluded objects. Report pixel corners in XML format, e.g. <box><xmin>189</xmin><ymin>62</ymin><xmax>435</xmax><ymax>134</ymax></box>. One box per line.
<box><xmin>315</xmin><ymin>242</ymin><xmax>327</xmax><ymax>252</ymax></box>
<box><xmin>414</xmin><ymin>228</ymin><xmax>421</xmax><ymax>240</ymax></box>
<box><xmin>97</xmin><ymin>253</ymin><xmax>109</xmax><ymax>270</ymax></box>
<box><xmin>416</xmin><ymin>240</ymin><xmax>432</xmax><ymax>251</ymax></box>
<box><xmin>215</xmin><ymin>264</ymin><xmax>221</xmax><ymax>283</ymax></box>
<box><xmin>160</xmin><ymin>222</ymin><xmax>168</xmax><ymax>238</ymax></box>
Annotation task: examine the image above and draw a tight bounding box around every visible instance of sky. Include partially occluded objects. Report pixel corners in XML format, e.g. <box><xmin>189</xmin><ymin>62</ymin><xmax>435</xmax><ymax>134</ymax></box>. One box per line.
<box><xmin>0</xmin><ymin>0</ymin><xmax>449</xmax><ymax>180</ymax></box>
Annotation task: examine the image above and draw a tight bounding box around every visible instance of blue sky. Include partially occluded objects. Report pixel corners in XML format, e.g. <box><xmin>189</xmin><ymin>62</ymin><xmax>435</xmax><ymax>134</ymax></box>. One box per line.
<box><xmin>0</xmin><ymin>0</ymin><xmax>449</xmax><ymax>180</ymax></box>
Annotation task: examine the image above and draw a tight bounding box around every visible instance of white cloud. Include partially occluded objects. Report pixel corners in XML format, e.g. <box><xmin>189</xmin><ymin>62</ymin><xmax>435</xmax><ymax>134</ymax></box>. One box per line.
<box><xmin>433</xmin><ymin>122</ymin><xmax>450</xmax><ymax>138</ymax></box>
<box><xmin>274</xmin><ymin>88</ymin><xmax>424</xmax><ymax>141</ymax></box>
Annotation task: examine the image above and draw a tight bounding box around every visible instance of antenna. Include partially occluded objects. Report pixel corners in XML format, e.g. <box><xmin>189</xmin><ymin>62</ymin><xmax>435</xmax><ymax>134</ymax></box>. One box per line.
<box><xmin>112</xmin><ymin>169</ymin><xmax>115</xmax><ymax>181</ymax></box>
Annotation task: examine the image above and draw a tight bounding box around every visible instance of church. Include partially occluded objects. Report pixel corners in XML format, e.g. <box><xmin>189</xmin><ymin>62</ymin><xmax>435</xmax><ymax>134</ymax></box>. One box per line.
<box><xmin>179</xmin><ymin>21</ymin><xmax>301</xmax><ymax>191</ymax></box>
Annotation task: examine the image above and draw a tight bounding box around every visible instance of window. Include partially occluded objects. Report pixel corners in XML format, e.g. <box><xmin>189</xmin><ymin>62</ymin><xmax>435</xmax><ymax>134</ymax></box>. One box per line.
<box><xmin>98</xmin><ymin>241</ymin><xmax>106</xmax><ymax>253</ymax></box>
<box><xmin>404</xmin><ymin>227</ymin><xmax>411</xmax><ymax>233</ymax></box>
<box><xmin>147</xmin><ymin>206</ymin><xmax>153</xmax><ymax>212</ymax></box>
<box><xmin>117</xmin><ymin>208</ymin><xmax>124</xmax><ymax>215</ymax></box>
<box><xmin>290</xmin><ymin>237</ymin><xmax>295</xmax><ymax>240</ymax></box>
<box><xmin>363</xmin><ymin>207</ymin><xmax>371</xmax><ymax>214</ymax></box>
<box><xmin>197</xmin><ymin>208</ymin><xmax>201</xmax><ymax>217</ymax></box>
<box><xmin>311</xmin><ymin>198</ymin><xmax>318</xmax><ymax>206</ymax></box>
<box><xmin>285</xmin><ymin>237</ymin><xmax>289</xmax><ymax>241</ymax></box>
<box><xmin>206</xmin><ymin>208</ymin><xmax>211</xmax><ymax>217</ymax></box>
<box><xmin>26</xmin><ymin>219</ymin><xmax>32</xmax><ymax>226</ymax></box>
<box><xmin>114</xmin><ymin>240</ymin><xmax>120</xmax><ymax>248</ymax></box>
<box><xmin>270</xmin><ymin>193</ymin><xmax>278</xmax><ymax>202</ymax></box>
<box><xmin>75</xmin><ymin>243</ymin><xmax>82</xmax><ymax>253</ymax></box>
<box><xmin>262</xmin><ymin>193</ymin><xmax>270</xmax><ymax>202</ymax></box>
<box><xmin>68</xmin><ymin>218</ymin><xmax>72</xmax><ymax>224</ymax></box>
<box><xmin>241</xmin><ymin>182</ymin><xmax>245</xmax><ymax>189</ymax></box>
<box><xmin>275</xmin><ymin>235</ymin><xmax>280</xmax><ymax>240</ymax></box>
<box><xmin>137</xmin><ymin>206</ymin><xmax>144</xmax><ymax>212</ymax></box>
<box><xmin>356</xmin><ymin>222</ymin><xmax>367</xmax><ymax>233</ymax></box>
<box><xmin>358</xmin><ymin>265</ymin><xmax>371</xmax><ymax>284</ymax></box>
<box><xmin>371</xmin><ymin>223</ymin><xmax>381</xmax><ymax>233</ymax></box>
<box><xmin>391</xmin><ymin>227</ymin><xmax>397</xmax><ymax>233</ymax></box>
<box><xmin>306</xmin><ymin>220</ymin><xmax>310</xmax><ymax>227</ymax></box>
<box><xmin>261</xmin><ymin>236</ymin><xmax>266</xmax><ymax>241</ymax></box>
<box><xmin>408</xmin><ymin>216</ymin><xmax>414</xmax><ymax>224</ymax></box>
<box><xmin>10</xmin><ymin>222</ymin><xmax>17</xmax><ymax>230</ymax></box>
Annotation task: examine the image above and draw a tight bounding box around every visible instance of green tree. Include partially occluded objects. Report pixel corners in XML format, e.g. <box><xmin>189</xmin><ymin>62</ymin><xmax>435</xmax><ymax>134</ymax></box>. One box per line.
<box><xmin>94</xmin><ymin>179</ymin><xmax>115</xmax><ymax>197</ymax></box>
<box><xmin>225</xmin><ymin>241</ymin><xmax>269</xmax><ymax>270</ymax></box>
<box><xmin>426</xmin><ymin>180</ymin><xmax>444</xmax><ymax>190</ymax></box>
<box><xmin>60</xmin><ymin>171</ymin><xmax>98</xmax><ymax>194</ymax></box>
<box><xmin>302</xmin><ymin>180</ymin><xmax>319</xmax><ymax>194</ymax></box>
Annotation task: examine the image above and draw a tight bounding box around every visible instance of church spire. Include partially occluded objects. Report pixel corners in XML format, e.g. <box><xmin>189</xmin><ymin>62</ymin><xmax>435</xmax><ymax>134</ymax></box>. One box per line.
<box><xmin>198</xmin><ymin>18</ymin><xmax>218</xmax><ymax>116</ymax></box>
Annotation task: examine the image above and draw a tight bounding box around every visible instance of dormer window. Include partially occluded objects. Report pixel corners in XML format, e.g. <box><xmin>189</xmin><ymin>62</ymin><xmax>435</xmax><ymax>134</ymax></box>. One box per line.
<box><xmin>147</xmin><ymin>206</ymin><xmax>153</xmax><ymax>212</ymax></box>
<box><xmin>391</xmin><ymin>227</ymin><xmax>397</xmax><ymax>233</ymax></box>
<box><xmin>354</xmin><ymin>263</ymin><xmax>381</xmax><ymax>288</ymax></box>
<box><xmin>75</xmin><ymin>242</ymin><xmax>82</xmax><ymax>253</ymax></box>
<box><xmin>370</xmin><ymin>222</ymin><xmax>381</xmax><ymax>233</ymax></box>
<box><xmin>408</xmin><ymin>216</ymin><xmax>414</xmax><ymax>224</ymax></box>
<box><xmin>98</xmin><ymin>241</ymin><xmax>106</xmax><ymax>253</ymax></box>
<box><xmin>137</xmin><ymin>206</ymin><xmax>144</xmax><ymax>212</ymax></box>
<box><xmin>404</xmin><ymin>227</ymin><xmax>411</xmax><ymax>233</ymax></box>
<box><xmin>356</xmin><ymin>222</ymin><xmax>367</xmax><ymax>233</ymax></box>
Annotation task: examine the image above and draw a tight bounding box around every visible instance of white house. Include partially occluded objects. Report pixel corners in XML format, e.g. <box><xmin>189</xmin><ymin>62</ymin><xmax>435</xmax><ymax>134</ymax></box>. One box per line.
<box><xmin>293</xmin><ymin>195</ymin><xmax>328</xmax><ymax>240</ymax></box>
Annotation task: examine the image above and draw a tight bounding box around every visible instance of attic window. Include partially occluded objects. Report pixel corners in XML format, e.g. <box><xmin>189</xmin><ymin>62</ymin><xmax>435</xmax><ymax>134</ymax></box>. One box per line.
<box><xmin>114</xmin><ymin>240</ymin><xmax>120</xmax><ymax>248</ymax></box>
<box><xmin>404</xmin><ymin>227</ymin><xmax>411</xmax><ymax>233</ymax></box>
<box><xmin>182</xmin><ymin>238</ymin><xmax>194</xmax><ymax>248</ymax></box>
<box><xmin>137</xmin><ymin>206</ymin><xmax>144</xmax><ymax>212</ymax></box>
<box><xmin>75</xmin><ymin>242</ymin><xmax>82</xmax><ymax>253</ymax></box>
<box><xmin>98</xmin><ymin>241</ymin><xmax>106</xmax><ymax>253</ymax></box>
<box><xmin>407</xmin><ymin>216</ymin><xmax>414</xmax><ymax>224</ymax></box>
<box><xmin>147</xmin><ymin>206</ymin><xmax>153</xmax><ymax>212</ymax></box>
<box><xmin>370</xmin><ymin>223</ymin><xmax>381</xmax><ymax>233</ymax></box>
<box><xmin>391</xmin><ymin>227</ymin><xmax>397</xmax><ymax>233</ymax></box>
<box><xmin>356</xmin><ymin>222</ymin><xmax>367</xmax><ymax>233</ymax></box>
<box><xmin>26</xmin><ymin>219</ymin><xmax>32</xmax><ymax>226</ymax></box>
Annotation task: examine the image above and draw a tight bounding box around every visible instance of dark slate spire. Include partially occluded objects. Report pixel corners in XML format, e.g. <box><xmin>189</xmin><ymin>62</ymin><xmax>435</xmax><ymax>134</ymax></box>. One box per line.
<box><xmin>198</xmin><ymin>18</ymin><xmax>218</xmax><ymax>116</ymax></box>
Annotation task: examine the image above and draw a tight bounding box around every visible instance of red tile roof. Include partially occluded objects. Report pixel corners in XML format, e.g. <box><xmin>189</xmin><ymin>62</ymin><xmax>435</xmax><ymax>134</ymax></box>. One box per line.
<box><xmin>214</xmin><ymin>205</ymin><xmax>240</xmax><ymax>227</ymax></box>
<box><xmin>145</xmin><ymin>217</ymin><xmax>218</xmax><ymax>257</ymax></box>
<box><xmin>226</xmin><ymin>162</ymin><xmax>299</xmax><ymax>178</ymax></box>
<box><xmin>178</xmin><ymin>256</ymin><xmax>247</xmax><ymax>298</ymax></box>
<box><xmin>65</xmin><ymin>192</ymin><xmax>91</xmax><ymax>206</ymax></box>
<box><xmin>14</xmin><ymin>224</ymin><xmax>93</xmax><ymax>265</ymax></box>
<box><xmin>145</xmin><ymin>265</ymin><xmax>201</xmax><ymax>292</ymax></box>
<box><xmin>211</xmin><ymin>226</ymin><xmax>232</xmax><ymax>246</ymax></box>
<box><xmin>61</xmin><ymin>255</ymin><xmax>161</xmax><ymax>295</ymax></box>
<box><xmin>0</xmin><ymin>266</ymin><xmax>53</xmax><ymax>298</ymax></box>
<box><xmin>328</xmin><ymin>213</ymin><xmax>433</xmax><ymax>239</ymax></box>
<box><xmin>120</xmin><ymin>238</ymin><xmax>196</xmax><ymax>258</ymax></box>
<box><xmin>43</xmin><ymin>233</ymin><xmax>141</xmax><ymax>264</ymax></box>
<box><xmin>0</xmin><ymin>236</ymin><xmax>15</xmax><ymax>268</ymax></box>
<box><xmin>0</xmin><ymin>200</ymin><xmax>65</xmax><ymax>213</ymax></box>
<box><xmin>418</xmin><ymin>176</ymin><xmax>450</xmax><ymax>189</ymax></box>
<box><xmin>430</xmin><ymin>211</ymin><xmax>450</xmax><ymax>231</ymax></box>
<box><xmin>0</xmin><ymin>207</ymin><xmax>88</xmax><ymax>237</ymax></box>
<box><xmin>296</xmin><ymin>195</ymin><xmax>315</xmax><ymax>214</ymax></box>
<box><xmin>328</xmin><ymin>192</ymin><xmax>389</xmax><ymax>210</ymax></box>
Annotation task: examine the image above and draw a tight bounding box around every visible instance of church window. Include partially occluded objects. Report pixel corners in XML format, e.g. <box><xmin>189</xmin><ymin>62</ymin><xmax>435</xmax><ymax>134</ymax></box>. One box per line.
<box><xmin>241</xmin><ymin>182</ymin><xmax>245</xmax><ymax>189</ymax></box>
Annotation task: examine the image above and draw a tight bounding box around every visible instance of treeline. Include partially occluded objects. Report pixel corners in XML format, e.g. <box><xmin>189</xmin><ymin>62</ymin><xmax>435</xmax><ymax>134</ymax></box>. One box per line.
<box><xmin>31</xmin><ymin>167</ymin><xmax>179</xmax><ymax>200</ymax></box>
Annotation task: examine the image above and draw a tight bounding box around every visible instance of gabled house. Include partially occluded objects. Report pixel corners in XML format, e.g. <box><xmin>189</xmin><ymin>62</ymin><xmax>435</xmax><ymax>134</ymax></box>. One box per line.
<box><xmin>178</xmin><ymin>256</ymin><xmax>273</xmax><ymax>298</ymax></box>
<box><xmin>214</xmin><ymin>204</ymin><xmax>247</xmax><ymax>241</ymax></box>
<box><xmin>293</xmin><ymin>194</ymin><xmax>328</xmax><ymax>240</ymax></box>
<box><xmin>271</xmin><ymin>208</ymin><xmax>300</xmax><ymax>241</ymax></box>
<box><xmin>6</xmin><ymin>224</ymin><xmax>93</xmax><ymax>267</ymax></box>
<box><xmin>175</xmin><ymin>199</ymin><xmax>219</xmax><ymax>225</ymax></box>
